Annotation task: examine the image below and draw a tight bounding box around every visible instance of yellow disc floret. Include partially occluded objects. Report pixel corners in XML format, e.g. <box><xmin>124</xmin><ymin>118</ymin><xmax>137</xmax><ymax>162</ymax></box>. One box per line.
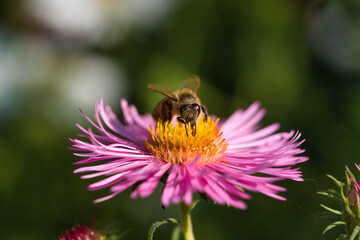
<box><xmin>145</xmin><ymin>115</ymin><xmax>228</xmax><ymax>165</ymax></box>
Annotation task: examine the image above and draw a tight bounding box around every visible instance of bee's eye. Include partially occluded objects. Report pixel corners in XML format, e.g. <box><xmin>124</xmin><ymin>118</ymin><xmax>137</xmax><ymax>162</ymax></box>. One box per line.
<box><xmin>180</xmin><ymin>105</ymin><xmax>188</xmax><ymax>115</ymax></box>
<box><xmin>191</xmin><ymin>104</ymin><xmax>200</xmax><ymax>115</ymax></box>
<box><xmin>192</xmin><ymin>104</ymin><xmax>200</xmax><ymax>110</ymax></box>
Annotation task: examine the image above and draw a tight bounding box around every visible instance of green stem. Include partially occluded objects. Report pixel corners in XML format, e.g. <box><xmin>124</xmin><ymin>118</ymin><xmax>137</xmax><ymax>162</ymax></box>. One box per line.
<box><xmin>180</xmin><ymin>202</ymin><xmax>195</xmax><ymax>240</ymax></box>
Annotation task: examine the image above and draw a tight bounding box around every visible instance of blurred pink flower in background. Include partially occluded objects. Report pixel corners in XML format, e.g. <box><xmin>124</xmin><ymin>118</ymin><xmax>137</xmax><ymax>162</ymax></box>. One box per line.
<box><xmin>58</xmin><ymin>225</ymin><xmax>102</xmax><ymax>240</ymax></box>
<box><xmin>25</xmin><ymin>0</ymin><xmax>175</xmax><ymax>45</ymax></box>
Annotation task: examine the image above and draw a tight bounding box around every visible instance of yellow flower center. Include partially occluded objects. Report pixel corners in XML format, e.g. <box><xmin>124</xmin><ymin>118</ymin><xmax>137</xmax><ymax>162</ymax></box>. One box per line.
<box><xmin>145</xmin><ymin>116</ymin><xmax>228</xmax><ymax>165</ymax></box>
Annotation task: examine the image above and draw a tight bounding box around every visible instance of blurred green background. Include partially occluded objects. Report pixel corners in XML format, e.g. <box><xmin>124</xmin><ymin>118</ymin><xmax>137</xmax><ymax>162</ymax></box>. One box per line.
<box><xmin>1</xmin><ymin>0</ymin><xmax>360</xmax><ymax>239</ymax></box>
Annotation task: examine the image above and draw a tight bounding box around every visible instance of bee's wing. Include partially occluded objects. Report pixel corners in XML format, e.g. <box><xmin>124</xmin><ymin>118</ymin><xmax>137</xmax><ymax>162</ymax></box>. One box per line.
<box><xmin>179</xmin><ymin>77</ymin><xmax>201</xmax><ymax>93</ymax></box>
<box><xmin>147</xmin><ymin>84</ymin><xmax>177</xmax><ymax>101</ymax></box>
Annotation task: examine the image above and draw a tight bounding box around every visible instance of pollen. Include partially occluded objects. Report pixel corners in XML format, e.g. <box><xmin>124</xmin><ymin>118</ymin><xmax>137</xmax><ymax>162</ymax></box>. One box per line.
<box><xmin>145</xmin><ymin>115</ymin><xmax>228</xmax><ymax>165</ymax></box>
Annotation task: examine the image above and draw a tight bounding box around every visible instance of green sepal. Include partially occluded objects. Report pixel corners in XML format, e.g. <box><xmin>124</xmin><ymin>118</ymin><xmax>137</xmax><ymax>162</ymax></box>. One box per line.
<box><xmin>345</xmin><ymin>202</ymin><xmax>355</xmax><ymax>218</ymax></box>
<box><xmin>346</xmin><ymin>166</ymin><xmax>356</xmax><ymax>184</ymax></box>
<box><xmin>346</xmin><ymin>172</ymin><xmax>352</xmax><ymax>193</ymax></box>
<box><xmin>318</xmin><ymin>191</ymin><xmax>341</xmax><ymax>200</ymax></box>
<box><xmin>350</xmin><ymin>226</ymin><xmax>360</xmax><ymax>240</ymax></box>
<box><xmin>328</xmin><ymin>188</ymin><xmax>342</xmax><ymax>197</ymax></box>
<box><xmin>148</xmin><ymin>218</ymin><xmax>179</xmax><ymax>240</ymax></box>
<box><xmin>322</xmin><ymin>221</ymin><xmax>346</xmax><ymax>234</ymax></box>
<box><xmin>337</xmin><ymin>234</ymin><xmax>348</xmax><ymax>240</ymax></box>
<box><xmin>327</xmin><ymin>174</ymin><xmax>344</xmax><ymax>188</ymax></box>
<box><xmin>320</xmin><ymin>204</ymin><xmax>342</xmax><ymax>215</ymax></box>
<box><xmin>340</xmin><ymin>183</ymin><xmax>347</xmax><ymax>202</ymax></box>
<box><xmin>317</xmin><ymin>191</ymin><xmax>330</xmax><ymax>196</ymax></box>
<box><xmin>345</xmin><ymin>166</ymin><xmax>357</xmax><ymax>196</ymax></box>
<box><xmin>357</xmin><ymin>193</ymin><xmax>360</xmax><ymax>217</ymax></box>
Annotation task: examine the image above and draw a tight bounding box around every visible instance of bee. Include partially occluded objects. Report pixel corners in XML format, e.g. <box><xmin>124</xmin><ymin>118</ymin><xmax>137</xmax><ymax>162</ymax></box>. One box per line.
<box><xmin>147</xmin><ymin>77</ymin><xmax>208</xmax><ymax>136</ymax></box>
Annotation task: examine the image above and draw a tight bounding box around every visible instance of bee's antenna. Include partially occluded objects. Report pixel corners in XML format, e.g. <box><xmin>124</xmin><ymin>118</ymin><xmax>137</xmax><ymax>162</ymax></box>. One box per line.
<box><xmin>185</xmin><ymin>123</ymin><xmax>189</xmax><ymax>137</ymax></box>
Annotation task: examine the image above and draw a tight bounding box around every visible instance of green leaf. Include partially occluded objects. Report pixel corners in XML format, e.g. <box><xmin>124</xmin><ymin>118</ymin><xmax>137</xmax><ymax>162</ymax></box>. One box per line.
<box><xmin>322</xmin><ymin>221</ymin><xmax>346</xmax><ymax>234</ymax></box>
<box><xmin>320</xmin><ymin>204</ymin><xmax>342</xmax><ymax>215</ymax></box>
<box><xmin>148</xmin><ymin>218</ymin><xmax>179</xmax><ymax>240</ymax></box>
<box><xmin>350</xmin><ymin>226</ymin><xmax>360</xmax><ymax>240</ymax></box>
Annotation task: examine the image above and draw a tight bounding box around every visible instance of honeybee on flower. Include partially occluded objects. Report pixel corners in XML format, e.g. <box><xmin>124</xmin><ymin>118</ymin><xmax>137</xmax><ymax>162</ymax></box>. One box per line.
<box><xmin>147</xmin><ymin>77</ymin><xmax>208</xmax><ymax>136</ymax></box>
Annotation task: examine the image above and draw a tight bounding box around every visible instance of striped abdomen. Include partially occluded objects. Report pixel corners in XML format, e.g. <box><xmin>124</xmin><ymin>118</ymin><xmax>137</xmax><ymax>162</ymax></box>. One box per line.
<box><xmin>153</xmin><ymin>97</ymin><xmax>172</xmax><ymax>122</ymax></box>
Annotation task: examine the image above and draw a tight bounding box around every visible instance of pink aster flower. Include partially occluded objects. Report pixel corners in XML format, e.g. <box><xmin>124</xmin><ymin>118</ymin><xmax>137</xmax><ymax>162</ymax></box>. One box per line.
<box><xmin>70</xmin><ymin>99</ymin><xmax>308</xmax><ymax>209</ymax></box>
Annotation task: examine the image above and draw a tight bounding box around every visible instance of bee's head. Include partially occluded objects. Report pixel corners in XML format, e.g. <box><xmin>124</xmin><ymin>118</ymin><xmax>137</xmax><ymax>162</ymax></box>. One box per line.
<box><xmin>180</xmin><ymin>103</ymin><xmax>200</xmax><ymax>124</ymax></box>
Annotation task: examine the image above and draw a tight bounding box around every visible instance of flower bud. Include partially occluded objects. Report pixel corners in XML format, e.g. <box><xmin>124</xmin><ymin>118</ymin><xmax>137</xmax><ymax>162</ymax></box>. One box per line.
<box><xmin>349</xmin><ymin>180</ymin><xmax>360</xmax><ymax>207</ymax></box>
<box><xmin>58</xmin><ymin>225</ymin><xmax>103</xmax><ymax>240</ymax></box>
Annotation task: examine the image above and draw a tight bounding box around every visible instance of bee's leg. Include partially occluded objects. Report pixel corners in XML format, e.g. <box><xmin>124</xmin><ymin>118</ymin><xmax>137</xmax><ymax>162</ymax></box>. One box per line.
<box><xmin>177</xmin><ymin>116</ymin><xmax>186</xmax><ymax>124</ymax></box>
<box><xmin>185</xmin><ymin>123</ymin><xmax>189</xmax><ymax>137</ymax></box>
<box><xmin>177</xmin><ymin>117</ymin><xmax>188</xmax><ymax>136</ymax></box>
<box><xmin>201</xmin><ymin>105</ymin><xmax>208</xmax><ymax>121</ymax></box>
<box><xmin>191</xmin><ymin>122</ymin><xmax>196</xmax><ymax>136</ymax></box>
